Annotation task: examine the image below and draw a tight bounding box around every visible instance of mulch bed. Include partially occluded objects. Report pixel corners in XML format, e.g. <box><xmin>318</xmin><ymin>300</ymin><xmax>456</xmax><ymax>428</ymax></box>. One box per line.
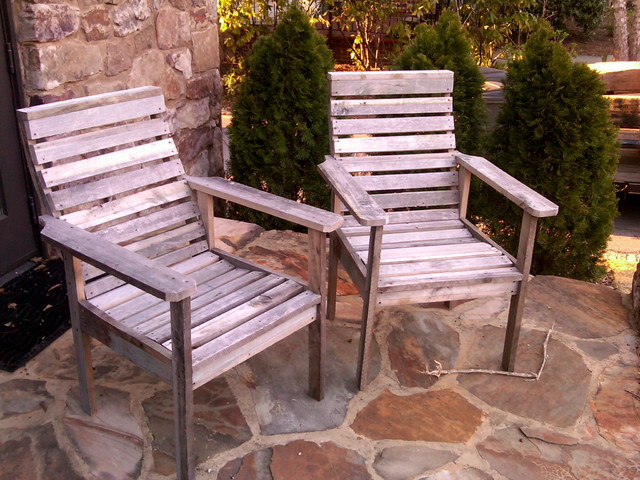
<box><xmin>0</xmin><ymin>258</ymin><xmax>69</xmax><ymax>372</ymax></box>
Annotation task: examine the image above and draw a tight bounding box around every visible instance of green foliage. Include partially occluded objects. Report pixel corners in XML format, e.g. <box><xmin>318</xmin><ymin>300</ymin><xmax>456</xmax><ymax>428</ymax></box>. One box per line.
<box><xmin>544</xmin><ymin>0</ymin><xmax>607</xmax><ymax>36</ymax></box>
<box><xmin>228</xmin><ymin>5</ymin><xmax>334</xmax><ymax>229</ymax></box>
<box><xmin>395</xmin><ymin>11</ymin><xmax>487</xmax><ymax>154</ymax></box>
<box><xmin>457</xmin><ymin>0</ymin><xmax>543</xmax><ymax>66</ymax></box>
<box><xmin>328</xmin><ymin>0</ymin><xmax>399</xmax><ymax>70</ymax></box>
<box><xmin>218</xmin><ymin>0</ymin><xmax>272</xmax><ymax>95</ymax></box>
<box><xmin>477</xmin><ymin>28</ymin><xmax>619</xmax><ymax>281</ymax></box>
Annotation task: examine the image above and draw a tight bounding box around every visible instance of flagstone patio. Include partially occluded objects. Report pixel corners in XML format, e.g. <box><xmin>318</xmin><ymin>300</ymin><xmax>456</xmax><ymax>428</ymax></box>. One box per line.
<box><xmin>0</xmin><ymin>222</ymin><xmax>639</xmax><ymax>480</ymax></box>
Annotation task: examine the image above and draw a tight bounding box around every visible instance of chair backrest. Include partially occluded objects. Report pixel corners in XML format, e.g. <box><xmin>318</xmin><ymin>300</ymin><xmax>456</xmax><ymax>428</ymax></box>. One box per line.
<box><xmin>328</xmin><ymin>70</ymin><xmax>460</xmax><ymax>223</ymax></box>
<box><xmin>17</xmin><ymin>86</ymin><xmax>208</xmax><ymax>298</ymax></box>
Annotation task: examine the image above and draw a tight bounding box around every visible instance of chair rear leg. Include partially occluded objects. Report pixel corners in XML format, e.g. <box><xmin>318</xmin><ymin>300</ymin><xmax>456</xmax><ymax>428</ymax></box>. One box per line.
<box><xmin>327</xmin><ymin>233</ymin><xmax>340</xmax><ymax>321</ymax></box>
<box><xmin>309</xmin><ymin>305</ymin><xmax>326</xmax><ymax>401</ymax></box>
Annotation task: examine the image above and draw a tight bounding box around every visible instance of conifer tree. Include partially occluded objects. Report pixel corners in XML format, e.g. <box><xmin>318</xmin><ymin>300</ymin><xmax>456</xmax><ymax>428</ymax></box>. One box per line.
<box><xmin>395</xmin><ymin>11</ymin><xmax>487</xmax><ymax>154</ymax></box>
<box><xmin>480</xmin><ymin>28</ymin><xmax>618</xmax><ymax>280</ymax></box>
<box><xmin>228</xmin><ymin>4</ymin><xmax>333</xmax><ymax>229</ymax></box>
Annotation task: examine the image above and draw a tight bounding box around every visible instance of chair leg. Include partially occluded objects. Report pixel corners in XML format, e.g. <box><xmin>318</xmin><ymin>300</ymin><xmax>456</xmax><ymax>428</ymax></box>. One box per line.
<box><xmin>502</xmin><ymin>285</ymin><xmax>526</xmax><ymax>372</ymax></box>
<box><xmin>63</xmin><ymin>253</ymin><xmax>96</xmax><ymax>415</ymax></box>
<box><xmin>327</xmin><ymin>233</ymin><xmax>340</xmax><ymax>321</ymax></box>
<box><xmin>356</xmin><ymin>287</ymin><xmax>378</xmax><ymax>390</ymax></box>
<box><xmin>309</xmin><ymin>306</ymin><xmax>326</xmax><ymax>401</ymax></box>
<box><xmin>73</xmin><ymin>330</ymin><xmax>96</xmax><ymax>415</ymax></box>
<box><xmin>170</xmin><ymin>300</ymin><xmax>195</xmax><ymax>480</ymax></box>
<box><xmin>356</xmin><ymin>226</ymin><xmax>383</xmax><ymax>390</ymax></box>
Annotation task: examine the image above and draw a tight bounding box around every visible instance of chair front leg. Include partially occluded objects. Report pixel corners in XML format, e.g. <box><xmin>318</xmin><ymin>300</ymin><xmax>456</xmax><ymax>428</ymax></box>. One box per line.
<box><xmin>357</xmin><ymin>225</ymin><xmax>383</xmax><ymax>390</ymax></box>
<box><xmin>307</xmin><ymin>229</ymin><xmax>327</xmax><ymax>401</ymax></box>
<box><xmin>170</xmin><ymin>298</ymin><xmax>195</xmax><ymax>480</ymax></box>
<box><xmin>502</xmin><ymin>211</ymin><xmax>538</xmax><ymax>371</ymax></box>
<box><xmin>63</xmin><ymin>253</ymin><xmax>96</xmax><ymax>415</ymax></box>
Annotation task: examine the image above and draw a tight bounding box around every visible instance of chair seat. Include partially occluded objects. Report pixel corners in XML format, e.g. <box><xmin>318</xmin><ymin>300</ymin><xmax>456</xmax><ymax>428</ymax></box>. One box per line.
<box><xmin>339</xmin><ymin>217</ymin><xmax>522</xmax><ymax>302</ymax></box>
<box><xmin>87</xmin><ymin>251</ymin><xmax>320</xmax><ymax>387</ymax></box>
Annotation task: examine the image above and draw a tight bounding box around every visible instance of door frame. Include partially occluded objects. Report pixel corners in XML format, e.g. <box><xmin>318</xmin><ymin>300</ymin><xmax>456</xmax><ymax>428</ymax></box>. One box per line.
<box><xmin>0</xmin><ymin>2</ymin><xmax>41</xmax><ymax>272</ymax></box>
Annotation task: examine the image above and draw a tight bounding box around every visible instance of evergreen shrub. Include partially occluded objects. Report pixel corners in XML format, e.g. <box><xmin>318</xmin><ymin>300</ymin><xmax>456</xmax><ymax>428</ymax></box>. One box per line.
<box><xmin>395</xmin><ymin>10</ymin><xmax>487</xmax><ymax>154</ymax></box>
<box><xmin>228</xmin><ymin>4</ymin><xmax>333</xmax><ymax>229</ymax></box>
<box><xmin>477</xmin><ymin>28</ymin><xmax>618</xmax><ymax>281</ymax></box>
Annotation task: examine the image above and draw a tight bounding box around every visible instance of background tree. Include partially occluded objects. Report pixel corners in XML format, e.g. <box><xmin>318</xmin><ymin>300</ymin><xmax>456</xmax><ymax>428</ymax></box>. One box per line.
<box><xmin>395</xmin><ymin>10</ymin><xmax>487</xmax><ymax>154</ymax></box>
<box><xmin>228</xmin><ymin>5</ymin><xmax>334</xmax><ymax>229</ymax></box>
<box><xmin>612</xmin><ymin>0</ymin><xmax>629</xmax><ymax>60</ymax></box>
<box><xmin>477</xmin><ymin>28</ymin><xmax>619</xmax><ymax>281</ymax></box>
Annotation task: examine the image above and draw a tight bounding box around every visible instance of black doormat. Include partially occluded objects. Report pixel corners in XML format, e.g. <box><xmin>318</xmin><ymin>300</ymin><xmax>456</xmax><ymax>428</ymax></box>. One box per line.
<box><xmin>0</xmin><ymin>258</ymin><xmax>70</xmax><ymax>372</ymax></box>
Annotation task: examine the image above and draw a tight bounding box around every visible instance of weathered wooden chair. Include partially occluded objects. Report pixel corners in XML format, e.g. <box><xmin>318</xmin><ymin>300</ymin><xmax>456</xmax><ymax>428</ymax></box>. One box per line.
<box><xmin>319</xmin><ymin>70</ymin><xmax>558</xmax><ymax>389</ymax></box>
<box><xmin>17</xmin><ymin>86</ymin><xmax>342</xmax><ymax>480</ymax></box>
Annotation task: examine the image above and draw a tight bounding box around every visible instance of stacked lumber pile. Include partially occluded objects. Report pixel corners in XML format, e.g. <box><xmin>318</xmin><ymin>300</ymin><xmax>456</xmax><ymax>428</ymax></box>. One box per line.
<box><xmin>588</xmin><ymin>62</ymin><xmax>640</xmax><ymax>192</ymax></box>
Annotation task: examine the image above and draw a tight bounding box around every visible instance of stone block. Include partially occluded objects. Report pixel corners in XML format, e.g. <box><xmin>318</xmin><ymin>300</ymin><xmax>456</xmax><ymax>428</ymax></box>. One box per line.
<box><xmin>633</xmin><ymin>261</ymin><xmax>639</xmax><ymax>330</ymax></box>
<box><xmin>173</xmin><ymin>125</ymin><xmax>213</xmax><ymax>165</ymax></box>
<box><xmin>113</xmin><ymin>0</ymin><xmax>152</xmax><ymax>37</ymax></box>
<box><xmin>18</xmin><ymin>3</ymin><xmax>80</xmax><ymax>43</ymax></box>
<box><xmin>176</xmin><ymin>98</ymin><xmax>210</xmax><ymax>129</ymax></box>
<box><xmin>29</xmin><ymin>90</ymin><xmax>77</xmax><ymax>106</ymax></box>
<box><xmin>167</xmin><ymin>48</ymin><xmax>193</xmax><ymax>79</ymax></box>
<box><xmin>190</xmin><ymin>7</ymin><xmax>210</xmax><ymax>30</ymax></box>
<box><xmin>192</xmin><ymin>27</ymin><xmax>219</xmax><ymax>72</ymax></box>
<box><xmin>156</xmin><ymin>7</ymin><xmax>191</xmax><ymax>50</ymax></box>
<box><xmin>169</xmin><ymin>0</ymin><xmax>191</xmax><ymax>10</ymax></box>
<box><xmin>105</xmin><ymin>40</ymin><xmax>134</xmax><ymax>76</ymax></box>
<box><xmin>82</xmin><ymin>7</ymin><xmax>111</xmax><ymax>41</ymax></box>
<box><xmin>24</xmin><ymin>43</ymin><xmax>102</xmax><ymax>91</ymax></box>
<box><xmin>133</xmin><ymin>24</ymin><xmax>155</xmax><ymax>52</ymax></box>
<box><xmin>186</xmin><ymin>70</ymin><xmax>216</xmax><ymax>99</ymax></box>
<box><xmin>128</xmin><ymin>49</ymin><xmax>185</xmax><ymax>99</ymax></box>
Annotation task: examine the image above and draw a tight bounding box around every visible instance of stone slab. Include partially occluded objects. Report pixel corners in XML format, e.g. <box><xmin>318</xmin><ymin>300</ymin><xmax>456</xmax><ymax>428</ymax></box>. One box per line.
<box><xmin>218</xmin><ymin>440</ymin><xmax>370</xmax><ymax>480</ymax></box>
<box><xmin>478</xmin><ymin>428</ymin><xmax>640</xmax><ymax>480</ymax></box>
<box><xmin>458</xmin><ymin>326</ymin><xmax>592</xmax><ymax>428</ymax></box>
<box><xmin>419</xmin><ymin>467</ymin><xmax>493</xmax><ymax>480</ymax></box>
<box><xmin>0</xmin><ymin>379</ymin><xmax>52</xmax><ymax>420</ymax></box>
<box><xmin>0</xmin><ymin>424</ymin><xmax>83</xmax><ymax>480</ymax></box>
<box><xmin>591</xmin><ymin>363</ymin><xmax>640</xmax><ymax>453</ymax></box>
<box><xmin>64</xmin><ymin>386</ymin><xmax>143</xmax><ymax>480</ymax></box>
<box><xmin>142</xmin><ymin>377</ymin><xmax>251</xmax><ymax>475</ymax></box>
<box><xmin>351</xmin><ymin>389</ymin><xmax>483</xmax><ymax>443</ymax></box>
<box><xmin>241</xmin><ymin>326</ymin><xmax>380</xmax><ymax>435</ymax></box>
<box><xmin>374</xmin><ymin>445</ymin><xmax>458</xmax><ymax>480</ymax></box>
<box><xmin>237</xmin><ymin>230</ymin><xmax>358</xmax><ymax>295</ymax></box>
<box><xmin>525</xmin><ymin>276</ymin><xmax>630</xmax><ymax>338</ymax></box>
<box><xmin>387</xmin><ymin>308</ymin><xmax>460</xmax><ymax>388</ymax></box>
<box><xmin>214</xmin><ymin>217</ymin><xmax>264</xmax><ymax>251</ymax></box>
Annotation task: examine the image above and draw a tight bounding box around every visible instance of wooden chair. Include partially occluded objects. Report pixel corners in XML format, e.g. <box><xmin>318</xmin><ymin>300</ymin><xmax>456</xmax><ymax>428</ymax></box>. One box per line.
<box><xmin>319</xmin><ymin>70</ymin><xmax>558</xmax><ymax>389</ymax></box>
<box><xmin>17</xmin><ymin>86</ymin><xmax>342</xmax><ymax>480</ymax></box>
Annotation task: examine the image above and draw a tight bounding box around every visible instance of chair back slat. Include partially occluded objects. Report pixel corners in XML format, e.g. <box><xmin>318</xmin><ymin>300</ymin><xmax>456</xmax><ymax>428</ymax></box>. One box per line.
<box><xmin>328</xmin><ymin>70</ymin><xmax>459</xmax><ymax>215</ymax></box>
<box><xmin>18</xmin><ymin>86</ymin><xmax>207</xmax><ymax>299</ymax></box>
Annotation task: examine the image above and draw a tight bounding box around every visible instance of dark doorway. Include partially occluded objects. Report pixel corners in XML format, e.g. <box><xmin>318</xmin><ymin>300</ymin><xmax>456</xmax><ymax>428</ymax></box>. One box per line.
<box><xmin>0</xmin><ymin>5</ymin><xmax>38</xmax><ymax>274</ymax></box>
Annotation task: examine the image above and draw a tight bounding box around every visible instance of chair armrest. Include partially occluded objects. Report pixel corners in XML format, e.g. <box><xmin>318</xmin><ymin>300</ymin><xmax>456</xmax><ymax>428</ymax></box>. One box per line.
<box><xmin>39</xmin><ymin>215</ymin><xmax>196</xmax><ymax>302</ymax></box>
<box><xmin>455</xmin><ymin>153</ymin><xmax>558</xmax><ymax>218</ymax></box>
<box><xmin>185</xmin><ymin>175</ymin><xmax>344</xmax><ymax>233</ymax></box>
<box><xmin>318</xmin><ymin>156</ymin><xmax>387</xmax><ymax>227</ymax></box>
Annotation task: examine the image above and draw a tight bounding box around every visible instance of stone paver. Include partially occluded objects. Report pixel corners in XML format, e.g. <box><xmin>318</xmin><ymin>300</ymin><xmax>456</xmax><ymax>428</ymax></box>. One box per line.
<box><xmin>373</xmin><ymin>445</ymin><xmax>457</xmax><ymax>480</ymax></box>
<box><xmin>351</xmin><ymin>389</ymin><xmax>483</xmax><ymax>443</ymax></box>
<box><xmin>458</xmin><ymin>326</ymin><xmax>593</xmax><ymax>427</ymax></box>
<box><xmin>387</xmin><ymin>309</ymin><xmax>459</xmax><ymax>388</ymax></box>
<box><xmin>0</xmin><ymin>232</ymin><xmax>638</xmax><ymax>480</ymax></box>
<box><xmin>242</xmin><ymin>326</ymin><xmax>380</xmax><ymax>435</ymax></box>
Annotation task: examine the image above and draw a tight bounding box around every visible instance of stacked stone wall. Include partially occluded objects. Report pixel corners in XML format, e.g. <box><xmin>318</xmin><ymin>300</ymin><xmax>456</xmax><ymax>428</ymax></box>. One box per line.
<box><xmin>12</xmin><ymin>0</ymin><xmax>223</xmax><ymax>177</ymax></box>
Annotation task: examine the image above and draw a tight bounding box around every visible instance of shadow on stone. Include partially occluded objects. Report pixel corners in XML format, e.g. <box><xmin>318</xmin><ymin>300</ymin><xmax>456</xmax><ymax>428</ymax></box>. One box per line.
<box><xmin>142</xmin><ymin>378</ymin><xmax>251</xmax><ymax>476</ymax></box>
<box><xmin>241</xmin><ymin>325</ymin><xmax>380</xmax><ymax>435</ymax></box>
